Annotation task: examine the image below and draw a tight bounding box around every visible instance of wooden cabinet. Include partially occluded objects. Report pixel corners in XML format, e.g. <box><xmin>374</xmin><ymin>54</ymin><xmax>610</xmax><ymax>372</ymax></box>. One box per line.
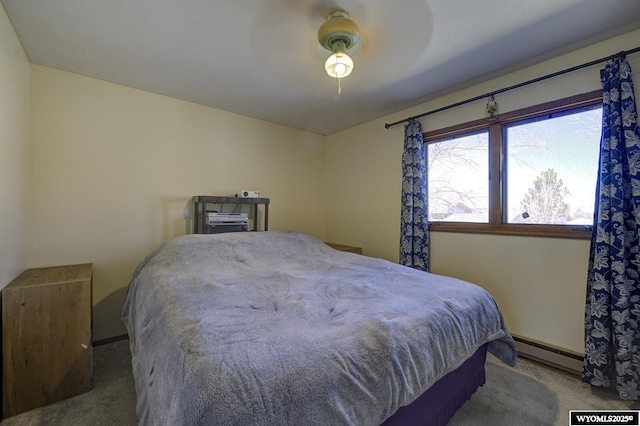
<box><xmin>325</xmin><ymin>243</ymin><xmax>362</xmax><ymax>254</ymax></box>
<box><xmin>2</xmin><ymin>263</ymin><xmax>92</xmax><ymax>418</ymax></box>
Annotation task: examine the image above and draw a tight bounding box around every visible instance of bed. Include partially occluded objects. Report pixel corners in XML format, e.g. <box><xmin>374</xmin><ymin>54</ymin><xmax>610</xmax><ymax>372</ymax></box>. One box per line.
<box><xmin>122</xmin><ymin>231</ymin><xmax>517</xmax><ymax>425</ymax></box>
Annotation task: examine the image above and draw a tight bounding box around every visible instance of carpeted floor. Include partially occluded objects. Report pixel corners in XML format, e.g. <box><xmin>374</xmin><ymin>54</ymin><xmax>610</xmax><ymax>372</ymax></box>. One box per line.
<box><xmin>0</xmin><ymin>339</ymin><xmax>633</xmax><ymax>425</ymax></box>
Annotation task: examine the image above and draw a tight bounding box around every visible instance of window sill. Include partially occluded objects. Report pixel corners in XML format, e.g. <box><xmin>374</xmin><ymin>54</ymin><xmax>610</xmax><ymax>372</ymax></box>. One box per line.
<box><xmin>428</xmin><ymin>223</ymin><xmax>592</xmax><ymax>240</ymax></box>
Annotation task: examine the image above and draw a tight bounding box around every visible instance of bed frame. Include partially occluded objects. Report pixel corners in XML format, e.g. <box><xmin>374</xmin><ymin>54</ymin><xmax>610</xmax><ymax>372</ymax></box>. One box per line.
<box><xmin>382</xmin><ymin>343</ymin><xmax>488</xmax><ymax>426</ymax></box>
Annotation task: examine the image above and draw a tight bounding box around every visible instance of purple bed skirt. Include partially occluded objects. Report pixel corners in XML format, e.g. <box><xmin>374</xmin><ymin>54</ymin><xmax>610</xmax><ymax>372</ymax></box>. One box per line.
<box><xmin>381</xmin><ymin>343</ymin><xmax>489</xmax><ymax>426</ymax></box>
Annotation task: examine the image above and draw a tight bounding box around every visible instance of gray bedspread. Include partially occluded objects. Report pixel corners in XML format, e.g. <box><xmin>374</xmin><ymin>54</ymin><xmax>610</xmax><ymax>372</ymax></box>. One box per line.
<box><xmin>122</xmin><ymin>231</ymin><xmax>517</xmax><ymax>426</ymax></box>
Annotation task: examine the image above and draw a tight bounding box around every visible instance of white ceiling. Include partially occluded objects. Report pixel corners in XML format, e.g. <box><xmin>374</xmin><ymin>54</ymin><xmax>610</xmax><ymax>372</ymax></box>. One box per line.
<box><xmin>3</xmin><ymin>0</ymin><xmax>640</xmax><ymax>135</ymax></box>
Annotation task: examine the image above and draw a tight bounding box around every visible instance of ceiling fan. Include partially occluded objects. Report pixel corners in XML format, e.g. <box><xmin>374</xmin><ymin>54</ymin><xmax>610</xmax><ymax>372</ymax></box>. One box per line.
<box><xmin>249</xmin><ymin>0</ymin><xmax>432</xmax><ymax>96</ymax></box>
<box><xmin>317</xmin><ymin>8</ymin><xmax>360</xmax><ymax>94</ymax></box>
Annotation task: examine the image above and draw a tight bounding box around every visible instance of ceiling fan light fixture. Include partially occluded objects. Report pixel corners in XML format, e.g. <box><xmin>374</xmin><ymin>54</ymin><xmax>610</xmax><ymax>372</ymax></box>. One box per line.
<box><xmin>318</xmin><ymin>8</ymin><xmax>359</xmax><ymax>93</ymax></box>
<box><xmin>324</xmin><ymin>49</ymin><xmax>354</xmax><ymax>78</ymax></box>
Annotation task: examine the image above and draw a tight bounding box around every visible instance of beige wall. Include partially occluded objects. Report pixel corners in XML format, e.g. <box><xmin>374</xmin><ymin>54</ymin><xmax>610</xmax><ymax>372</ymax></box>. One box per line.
<box><xmin>325</xmin><ymin>29</ymin><xmax>640</xmax><ymax>354</ymax></box>
<box><xmin>0</xmin><ymin>5</ymin><xmax>29</xmax><ymax>288</ymax></box>
<box><xmin>29</xmin><ymin>65</ymin><xmax>326</xmax><ymax>340</ymax></box>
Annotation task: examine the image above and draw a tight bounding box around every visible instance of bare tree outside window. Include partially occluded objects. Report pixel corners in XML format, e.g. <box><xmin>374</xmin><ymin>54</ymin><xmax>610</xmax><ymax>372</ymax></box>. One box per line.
<box><xmin>427</xmin><ymin>132</ymin><xmax>489</xmax><ymax>222</ymax></box>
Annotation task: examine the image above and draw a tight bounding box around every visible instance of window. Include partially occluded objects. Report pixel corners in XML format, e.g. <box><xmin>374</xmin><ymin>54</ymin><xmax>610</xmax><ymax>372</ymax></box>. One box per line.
<box><xmin>428</xmin><ymin>131</ymin><xmax>489</xmax><ymax>223</ymax></box>
<box><xmin>425</xmin><ymin>91</ymin><xmax>602</xmax><ymax>239</ymax></box>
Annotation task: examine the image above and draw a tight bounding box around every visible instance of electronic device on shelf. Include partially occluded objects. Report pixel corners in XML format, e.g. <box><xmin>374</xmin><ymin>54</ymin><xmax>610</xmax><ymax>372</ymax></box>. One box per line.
<box><xmin>206</xmin><ymin>212</ymin><xmax>248</xmax><ymax>233</ymax></box>
<box><xmin>192</xmin><ymin>196</ymin><xmax>270</xmax><ymax>234</ymax></box>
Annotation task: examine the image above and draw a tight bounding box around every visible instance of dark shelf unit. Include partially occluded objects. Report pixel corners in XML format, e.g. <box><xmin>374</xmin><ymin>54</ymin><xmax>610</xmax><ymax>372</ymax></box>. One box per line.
<box><xmin>192</xmin><ymin>195</ymin><xmax>270</xmax><ymax>234</ymax></box>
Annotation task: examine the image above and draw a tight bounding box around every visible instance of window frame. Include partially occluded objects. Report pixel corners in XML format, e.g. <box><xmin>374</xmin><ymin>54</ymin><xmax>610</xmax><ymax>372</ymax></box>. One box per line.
<box><xmin>424</xmin><ymin>90</ymin><xmax>602</xmax><ymax>239</ymax></box>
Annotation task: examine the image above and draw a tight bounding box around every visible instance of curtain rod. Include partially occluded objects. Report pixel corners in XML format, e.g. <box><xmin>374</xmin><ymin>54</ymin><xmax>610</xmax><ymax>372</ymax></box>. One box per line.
<box><xmin>384</xmin><ymin>45</ymin><xmax>640</xmax><ymax>130</ymax></box>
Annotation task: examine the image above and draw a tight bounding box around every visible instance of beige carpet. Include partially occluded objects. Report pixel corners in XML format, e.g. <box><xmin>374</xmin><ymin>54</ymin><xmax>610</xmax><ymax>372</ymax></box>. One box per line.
<box><xmin>451</xmin><ymin>353</ymin><xmax>636</xmax><ymax>425</ymax></box>
<box><xmin>0</xmin><ymin>339</ymin><xmax>634</xmax><ymax>425</ymax></box>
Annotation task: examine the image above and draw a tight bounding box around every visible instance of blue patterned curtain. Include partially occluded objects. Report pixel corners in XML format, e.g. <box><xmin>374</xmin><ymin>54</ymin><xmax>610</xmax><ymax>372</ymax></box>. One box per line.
<box><xmin>400</xmin><ymin>119</ymin><xmax>429</xmax><ymax>271</ymax></box>
<box><xmin>583</xmin><ymin>56</ymin><xmax>640</xmax><ymax>400</ymax></box>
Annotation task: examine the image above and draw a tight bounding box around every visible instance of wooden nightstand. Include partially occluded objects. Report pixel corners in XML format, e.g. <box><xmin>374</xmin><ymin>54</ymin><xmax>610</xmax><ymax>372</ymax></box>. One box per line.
<box><xmin>325</xmin><ymin>243</ymin><xmax>362</xmax><ymax>254</ymax></box>
<box><xmin>2</xmin><ymin>263</ymin><xmax>93</xmax><ymax>417</ymax></box>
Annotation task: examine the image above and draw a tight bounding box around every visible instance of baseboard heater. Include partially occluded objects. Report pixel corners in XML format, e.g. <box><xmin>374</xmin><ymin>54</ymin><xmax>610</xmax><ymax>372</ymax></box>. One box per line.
<box><xmin>512</xmin><ymin>334</ymin><xmax>584</xmax><ymax>376</ymax></box>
